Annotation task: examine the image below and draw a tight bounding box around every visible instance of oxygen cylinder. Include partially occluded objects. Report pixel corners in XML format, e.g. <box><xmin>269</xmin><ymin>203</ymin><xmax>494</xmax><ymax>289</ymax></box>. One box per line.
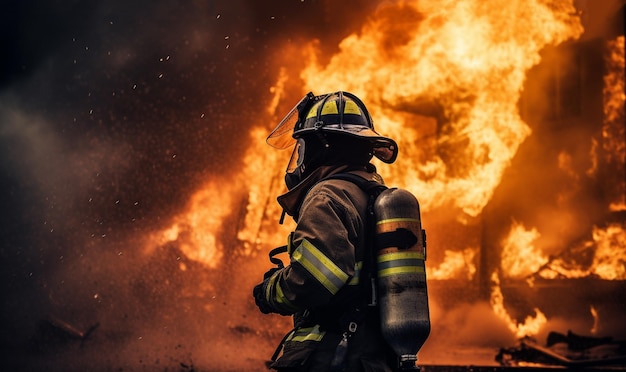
<box><xmin>374</xmin><ymin>188</ymin><xmax>430</xmax><ymax>370</ymax></box>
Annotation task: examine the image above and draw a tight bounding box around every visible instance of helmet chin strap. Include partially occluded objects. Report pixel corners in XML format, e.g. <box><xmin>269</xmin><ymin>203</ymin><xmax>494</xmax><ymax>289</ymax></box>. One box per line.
<box><xmin>284</xmin><ymin>165</ymin><xmax>304</xmax><ymax>191</ymax></box>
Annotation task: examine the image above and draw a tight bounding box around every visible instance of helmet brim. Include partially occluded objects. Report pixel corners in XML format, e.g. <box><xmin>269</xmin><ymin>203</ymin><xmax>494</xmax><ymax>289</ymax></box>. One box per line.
<box><xmin>313</xmin><ymin>125</ymin><xmax>398</xmax><ymax>164</ymax></box>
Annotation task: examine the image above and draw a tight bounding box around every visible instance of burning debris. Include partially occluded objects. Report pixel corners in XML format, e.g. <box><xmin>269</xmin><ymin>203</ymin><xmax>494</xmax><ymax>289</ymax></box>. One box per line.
<box><xmin>496</xmin><ymin>330</ymin><xmax>626</xmax><ymax>368</ymax></box>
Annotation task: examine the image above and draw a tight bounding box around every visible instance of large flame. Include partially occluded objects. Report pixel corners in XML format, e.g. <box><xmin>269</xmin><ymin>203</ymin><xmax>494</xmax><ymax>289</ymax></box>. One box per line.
<box><xmin>535</xmin><ymin>223</ymin><xmax>626</xmax><ymax>280</ymax></box>
<box><xmin>153</xmin><ymin>0</ymin><xmax>589</xmax><ymax>285</ymax></box>
<box><xmin>490</xmin><ymin>271</ymin><xmax>548</xmax><ymax>338</ymax></box>
<box><xmin>147</xmin><ymin>0</ymin><xmax>626</xmax><ymax>344</ymax></box>
<box><xmin>299</xmin><ymin>0</ymin><xmax>583</xmax><ymax>218</ymax></box>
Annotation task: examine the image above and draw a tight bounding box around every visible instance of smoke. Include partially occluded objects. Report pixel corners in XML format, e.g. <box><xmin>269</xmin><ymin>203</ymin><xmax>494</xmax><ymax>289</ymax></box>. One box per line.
<box><xmin>0</xmin><ymin>1</ymin><xmax>382</xmax><ymax>370</ymax></box>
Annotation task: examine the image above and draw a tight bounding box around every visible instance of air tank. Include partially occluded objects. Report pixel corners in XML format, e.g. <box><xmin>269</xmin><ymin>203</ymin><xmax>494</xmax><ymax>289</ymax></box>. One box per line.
<box><xmin>374</xmin><ymin>187</ymin><xmax>430</xmax><ymax>370</ymax></box>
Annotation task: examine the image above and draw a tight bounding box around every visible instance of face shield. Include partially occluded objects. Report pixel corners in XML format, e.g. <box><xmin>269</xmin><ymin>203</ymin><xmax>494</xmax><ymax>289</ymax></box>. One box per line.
<box><xmin>266</xmin><ymin>92</ymin><xmax>317</xmax><ymax>150</ymax></box>
<box><xmin>286</xmin><ymin>138</ymin><xmax>306</xmax><ymax>174</ymax></box>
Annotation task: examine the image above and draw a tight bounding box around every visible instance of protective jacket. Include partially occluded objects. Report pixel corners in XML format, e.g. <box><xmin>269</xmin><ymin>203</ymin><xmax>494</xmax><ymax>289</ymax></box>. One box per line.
<box><xmin>257</xmin><ymin>164</ymin><xmax>395</xmax><ymax>371</ymax></box>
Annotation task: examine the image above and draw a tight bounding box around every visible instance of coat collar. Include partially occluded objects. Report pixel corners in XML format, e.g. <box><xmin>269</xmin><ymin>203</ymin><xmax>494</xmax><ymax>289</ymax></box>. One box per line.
<box><xmin>277</xmin><ymin>165</ymin><xmax>354</xmax><ymax>220</ymax></box>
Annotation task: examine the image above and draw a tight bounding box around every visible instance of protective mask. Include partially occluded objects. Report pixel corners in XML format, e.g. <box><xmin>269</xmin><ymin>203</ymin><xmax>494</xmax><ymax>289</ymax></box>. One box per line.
<box><xmin>284</xmin><ymin>167</ymin><xmax>303</xmax><ymax>190</ymax></box>
<box><xmin>284</xmin><ymin>139</ymin><xmax>306</xmax><ymax>190</ymax></box>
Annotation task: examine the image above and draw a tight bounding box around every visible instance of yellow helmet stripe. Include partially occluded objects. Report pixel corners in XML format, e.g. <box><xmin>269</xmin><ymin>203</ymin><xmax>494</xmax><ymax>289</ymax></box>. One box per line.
<box><xmin>343</xmin><ymin>100</ymin><xmax>361</xmax><ymax>115</ymax></box>
<box><xmin>305</xmin><ymin>101</ymin><xmax>322</xmax><ymax>119</ymax></box>
<box><xmin>320</xmin><ymin>100</ymin><xmax>339</xmax><ymax>115</ymax></box>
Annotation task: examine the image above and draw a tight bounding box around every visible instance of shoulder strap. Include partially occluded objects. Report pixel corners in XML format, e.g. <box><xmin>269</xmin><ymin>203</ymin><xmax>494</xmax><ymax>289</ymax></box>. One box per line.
<box><xmin>324</xmin><ymin>172</ymin><xmax>387</xmax><ymax>307</ymax></box>
<box><xmin>324</xmin><ymin>173</ymin><xmax>387</xmax><ymax>198</ymax></box>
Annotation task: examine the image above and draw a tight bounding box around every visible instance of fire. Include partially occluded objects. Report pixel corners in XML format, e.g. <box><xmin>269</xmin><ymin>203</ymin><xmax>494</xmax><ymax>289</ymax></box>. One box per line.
<box><xmin>299</xmin><ymin>0</ymin><xmax>583</xmax><ymax>218</ymax></box>
<box><xmin>148</xmin><ymin>182</ymin><xmax>230</xmax><ymax>268</ymax></box>
<box><xmin>498</xmin><ymin>220</ymin><xmax>626</xmax><ymax>281</ymax></box>
<box><xmin>427</xmin><ymin>247</ymin><xmax>477</xmax><ymax>280</ymax></box>
<box><xmin>589</xmin><ymin>224</ymin><xmax>626</xmax><ymax>280</ymax></box>
<box><xmin>151</xmin><ymin>1</ymin><xmax>588</xmax><ymax>284</ymax></box>
<box><xmin>590</xmin><ymin>305</ymin><xmax>599</xmax><ymax>334</ymax></box>
<box><xmin>500</xmin><ymin>221</ymin><xmax>547</xmax><ymax>279</ymax></box>
<box><xmin>490</xmin><ymin>271</ymin><xmax>548</xmax><ymax>338</ymax></box>
<box><xmin>603</xmin><ymin>35</ymin><xmax>626</xmax><ymax>212</ymax></box>
<box><xmin>532</xmin><ymin>223</ymin><xmax>626</xmax><ymax>280</ymax></box>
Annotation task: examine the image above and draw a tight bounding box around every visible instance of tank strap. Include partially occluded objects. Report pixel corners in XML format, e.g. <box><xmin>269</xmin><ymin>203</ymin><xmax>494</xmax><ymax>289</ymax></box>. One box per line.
<box><xmin>323</xmin><ymin>172</ymin><xmax>387</xmax><ymax>308</ymax></box>
<box><xmin>324</xmin><ymin>172</ymin><xmax>387</xmax><ymax>197</ymax></box>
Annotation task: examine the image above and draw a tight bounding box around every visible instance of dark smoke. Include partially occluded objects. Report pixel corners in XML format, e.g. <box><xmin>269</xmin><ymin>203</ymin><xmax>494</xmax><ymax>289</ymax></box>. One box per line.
<box><xmin>0</xmin><ymin>1</ymin><xmax>380</xmax><ymax>370</ymax></box>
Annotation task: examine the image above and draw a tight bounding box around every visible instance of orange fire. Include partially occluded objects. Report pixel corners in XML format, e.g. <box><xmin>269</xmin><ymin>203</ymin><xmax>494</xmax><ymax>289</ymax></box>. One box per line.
<box><xmin>146</xmin><ymin>0</ymin><xmax>626</xmax><ymax>345</ymax></box>
<box><xmin>603</xmin><ymin>35</ymin><xmax>626</xmax><ymax>212</ymax></box>
<box><xmin>500</xmin><ymin>221</ymin><xmax>546</xmax><ymax>280</ymax></box>
<box><xmin>490</xmin><ymin>271</ymin><xmax>548</xmax><ymax>338</ymax></box>
<box><xmin>299</xmin><ymin>0</ymin><xmax>583</xmax><ymax>218</ymax></box>
<box><xmin>428</xmin><ymin>247</ymin><xmax>477</xmax><ymax>280</ymax></box>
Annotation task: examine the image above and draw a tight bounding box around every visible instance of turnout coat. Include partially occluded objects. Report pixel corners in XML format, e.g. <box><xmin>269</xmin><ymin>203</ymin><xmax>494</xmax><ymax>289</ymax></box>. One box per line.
<box><xmin>257</xmin><ymin>164</ymin><xmax>395</xmax><ymax>371</ymax></box>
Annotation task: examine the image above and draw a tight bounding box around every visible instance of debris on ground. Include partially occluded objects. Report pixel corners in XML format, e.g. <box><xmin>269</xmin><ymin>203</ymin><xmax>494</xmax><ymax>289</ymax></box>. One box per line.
<box><xmin>496</xmin><ymin>330</ymin><xmax>626</xmax><ymax>368</ymax></box>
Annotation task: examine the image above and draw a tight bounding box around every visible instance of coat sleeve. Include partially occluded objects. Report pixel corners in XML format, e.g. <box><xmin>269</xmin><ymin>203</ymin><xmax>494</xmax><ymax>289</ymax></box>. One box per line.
<box><xmin>262</xmin><ymin>186</ymin><xmax>360</xmax><ymax>315</ymax></box>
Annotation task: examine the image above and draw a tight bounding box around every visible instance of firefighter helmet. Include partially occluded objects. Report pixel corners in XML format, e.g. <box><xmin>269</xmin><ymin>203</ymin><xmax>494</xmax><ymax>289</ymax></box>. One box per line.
<box><xmin>267</xmin><ymin>91</ymin><xmax>398</xmax><ymax>164</ymax></box>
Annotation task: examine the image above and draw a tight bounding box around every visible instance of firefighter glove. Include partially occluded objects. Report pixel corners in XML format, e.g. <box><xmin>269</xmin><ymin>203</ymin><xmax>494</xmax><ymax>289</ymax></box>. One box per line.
<box><xmin>253</xmin><ymin>280</ymin><xmax>273</xmax><ymax>314</ymax></box>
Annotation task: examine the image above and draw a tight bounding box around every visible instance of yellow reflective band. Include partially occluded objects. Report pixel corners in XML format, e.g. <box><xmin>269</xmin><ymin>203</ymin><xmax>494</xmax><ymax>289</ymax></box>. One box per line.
<box><xmin>378</xmin><ymin>251</ymin><xmax>425</xmax><ymax>262</ymax></box>
<box><xmin>288</xmin><ymin>325</ymin><xmax>326</xmax><ymax>343</ymax></box>
<box><xmin>320</xmin><ymin>101</ymin><xmax>339</xmax><ymax>115</ymax></box>
<box><xmin>343</xmin><ymin>100</ymin><xmax>361</xmax><ymax>115</ymax></box>
<box><xmin>275</xmin><ymin>280</ymin><xmax>299</xmax><ymax>312</ymax></box>
<box><xmin>348</xmin><ymin>261</ymin><xmax>363</xmax><ymax>285</ymax></box>
<box><xmin>377</xmin><ymin>251</ymin><xmax>425</xmax><ymax>278</ymax></box>
<box><xmin>377</xmin><ymin>217</ymin><xmax>420</xmax><ymax>226</ymax></box>
<box><xmin>292</xmin><ymin>239</ymin><xmax>349</xmax><ymax>295</ymax></box>
<box><xmin>378</xmin><ymin>265</ymin><xmax>425</xmax><ymax>278</ymax></box>
<box><xmin>287</xmin><ymin>233</ymin><xmax>294</xmax><ymax>254</ymax></box>
<box><xmin>265</xmin><ymin>271</ymin><xmax>278</xmax><ymax>300</ymax></box>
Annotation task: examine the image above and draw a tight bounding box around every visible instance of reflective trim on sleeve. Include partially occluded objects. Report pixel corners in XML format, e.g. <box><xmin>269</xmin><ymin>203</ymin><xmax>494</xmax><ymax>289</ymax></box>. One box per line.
<box><xmin>275</xmin><ymin>280</ymin><xmax>299</xmax><ymax>311</ymax></box>
<box><xmin>287</xmin><ymin>325</ymin><xmax>326</xmax><ymax>343</ymax></box>
<box><xmin>347</xmin><ymin>261</ymin><xmax>363</xmax><ymax>285</ymax></box>
<box><xmin>292</xmin><ymin>239</ymin><xmax>349</xmax><ymax>295</ymax></box>
<box><xmin>266</xmin><ymin>271</ymin><xmax>299</xmax><ymax>312</ymax></box>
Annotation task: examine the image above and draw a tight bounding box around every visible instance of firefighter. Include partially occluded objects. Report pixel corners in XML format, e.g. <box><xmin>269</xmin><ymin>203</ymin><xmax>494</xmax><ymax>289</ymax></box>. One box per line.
<box><xmin>253</xmin><ymin>91</ymin><xmax>400</xmax><ymax>371</ymax></box>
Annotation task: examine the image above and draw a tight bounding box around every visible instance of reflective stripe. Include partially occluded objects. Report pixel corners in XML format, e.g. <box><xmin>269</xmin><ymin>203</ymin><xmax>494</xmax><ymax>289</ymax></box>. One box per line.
<box><xmin>377</xmin><ymin>251</ymin><xmax>425</xmax><ymax>278</ymax></box>
<box><xmin>266</xmin><ymin>271</ymin><xmax>298</xmax><ymax>312</ymax></box>
<box><xmin>275</xmin><ymin>280</ymin><xmax>299</xmax><ymax>312</ymax></box>
<box><xmin>265</xmin><ymin>272</ymin><xmax>277</xmax><ymax>300</ymax></box>
<box><xmin>288</xmin><ymin>325</ymin><xmax>326</xmax><ymax>343</ymax></box>
<box><xmin>377</xmin><ymin>217</ymin><xmax>420</xmax><ymax>226</ymax></box>
<box><xmin>348</xmin><ymin>261</ymin><xmax>363</xmax><ymax>285</ymax></box>
<box><xmin>292</xmin><ymin>239</ymin><xmax>349</xmax><ymax>295</ymax></box>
